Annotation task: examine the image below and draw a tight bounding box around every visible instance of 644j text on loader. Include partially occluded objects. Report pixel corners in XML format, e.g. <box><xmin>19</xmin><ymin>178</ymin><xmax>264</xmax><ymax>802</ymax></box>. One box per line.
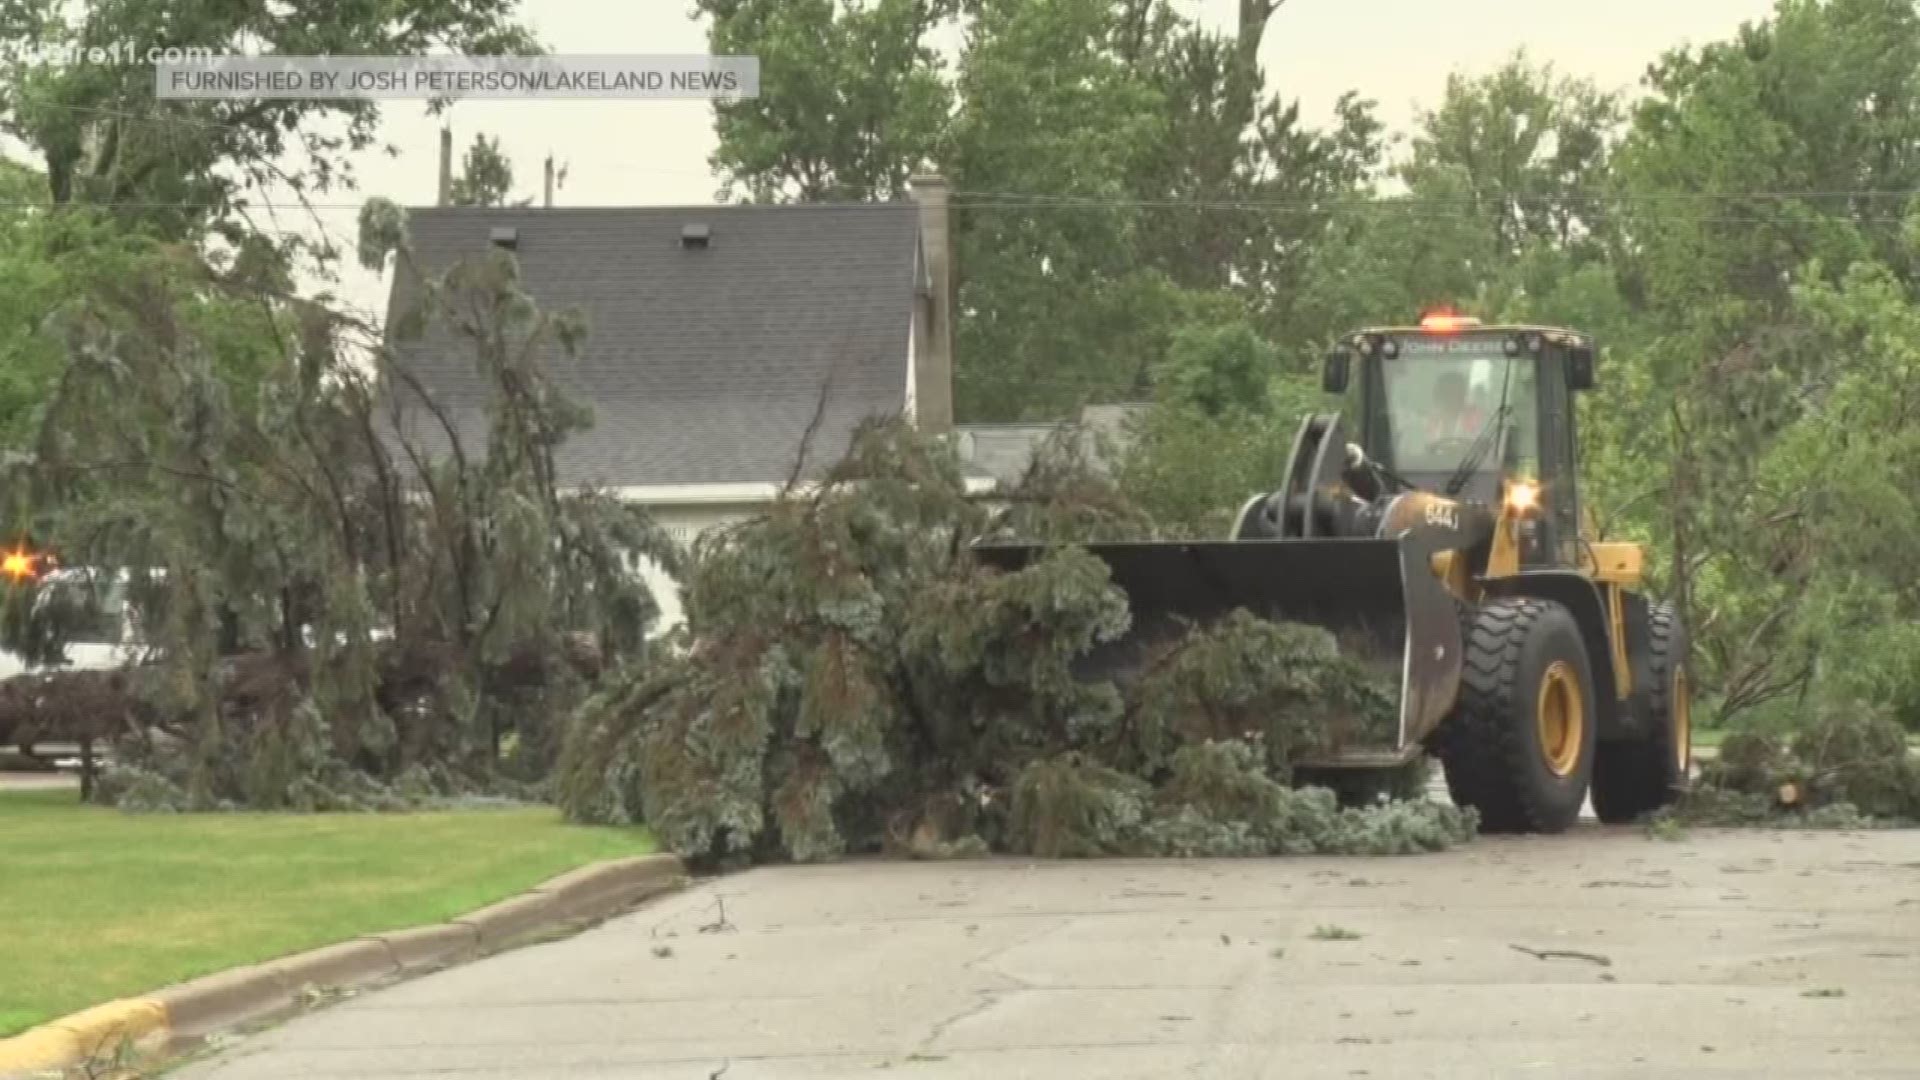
<box><xmin>975</xmin><ymin>310</ymin><xmax>1692</xmax><ymax>833</ymax></box>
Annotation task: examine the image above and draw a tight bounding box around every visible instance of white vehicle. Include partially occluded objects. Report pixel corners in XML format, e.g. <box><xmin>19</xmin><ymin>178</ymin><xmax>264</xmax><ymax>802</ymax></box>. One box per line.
<box><xmin>0</xmin><ymin>568</ymin><xmax>153</xmax><ymax>681</ymax></box>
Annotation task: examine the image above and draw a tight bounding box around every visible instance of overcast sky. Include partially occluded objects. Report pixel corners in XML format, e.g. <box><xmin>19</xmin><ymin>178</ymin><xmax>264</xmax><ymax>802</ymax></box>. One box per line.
<box><xmin>285</xmin><ymin>0</ymin><xmax>1782</xmax><ymax>320</ymax></box>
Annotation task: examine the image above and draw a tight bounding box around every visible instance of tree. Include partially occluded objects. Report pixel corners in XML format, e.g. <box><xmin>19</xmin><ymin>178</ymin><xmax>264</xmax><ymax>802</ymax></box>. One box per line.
<box><xmin>698</xmin><ymin>0</ymin><xmax>1385</xmax><ymax>421</ymax></box>
<box><xmin>1599</xmin><ymin>0</ymin><xmax>1920</xmax><ymax>724</ymax></box>
<box><xmin>0</xmin><ymin>199</ymin><xmax>672</xmax><ymax>809</ymax></box>
<box><xmin>698</xmin><ymin>0</ymin><xmax>957</xmax><ymax>202</ymax></box>
<box><xmin>1150</xmin><ymin>322</ymin><xmax>1273</xmax><ymax>419</ymax></box>
<box><xmin>557</xmin><ymin>416</ymin><xmax>1474</xmax><ymax>864</ymax></box>
<box><xmin>948</xmin><ymin>0</ymin><xmax>1386</xmax><ymax>419</ymax></box>
<box><xmin>0</xmin><ymin>0</ymin><xmax>537</xmax><ymax>246</ymax></box>
<box><xmin>1397</xmin><ymin>51</ymin><xmax>1623</xmax><ymax>260</ymax></box>
<box><xmin>447</xmin><ymin>133</ymin><xmax>526</xmax><ymax>208</ymax></box>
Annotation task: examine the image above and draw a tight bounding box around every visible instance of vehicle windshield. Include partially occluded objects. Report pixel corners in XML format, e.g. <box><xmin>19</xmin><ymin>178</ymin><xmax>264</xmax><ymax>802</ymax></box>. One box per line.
<box><xmin>1373</xmin><ymin>341</ymin><xmax>1538</xmax><ymax>479</ymax></box>
<box><xmin>35</xmin><ymin>576</ymin><xmax>129</xmax><ymax>644</ymax></box>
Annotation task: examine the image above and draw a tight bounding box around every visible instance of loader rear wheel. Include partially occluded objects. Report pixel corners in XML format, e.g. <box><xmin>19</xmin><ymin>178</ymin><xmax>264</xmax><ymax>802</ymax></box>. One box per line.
<box><xmin>1437</xmin><ymin>597</ymin><xmax>1596</xmax><ymax>834</ymax></box>
<box><xmin>1591</xmin><ymin>603</ymin><xmax>1690</xmax><ymax>823</ymax></box>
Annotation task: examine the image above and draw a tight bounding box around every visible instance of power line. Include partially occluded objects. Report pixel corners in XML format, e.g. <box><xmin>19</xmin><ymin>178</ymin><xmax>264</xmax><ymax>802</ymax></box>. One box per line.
<box><xmin>1</xmin><ymin>197</ymin><xmax>1918</xmax><ymax>228</ymax></box>
<box><xmin>949</xmin><ymin>186</ymin><xmax>1920</xmax><ymax>207</ymax></box>
<box><xmin>10</xmin><ymin>102</ymin><xmax>1920</xmax><ymax>215</ymax></box>
<box><xmin>2</xmin><ymin>99</ymin><xmax>726</xmax><ymax>177</ymax></box>
<box><xmin>13</xmin><ymin>103</ymin><xmax>1920</xmax><ymax>205</ymax></box>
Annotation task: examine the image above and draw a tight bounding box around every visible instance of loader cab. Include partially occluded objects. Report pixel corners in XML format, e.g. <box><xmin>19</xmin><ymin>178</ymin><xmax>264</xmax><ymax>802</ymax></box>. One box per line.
<box><xmin>1322</xmin><ymin>316</ymin><xmax>1597</xmax><ymax>568</ymax></box>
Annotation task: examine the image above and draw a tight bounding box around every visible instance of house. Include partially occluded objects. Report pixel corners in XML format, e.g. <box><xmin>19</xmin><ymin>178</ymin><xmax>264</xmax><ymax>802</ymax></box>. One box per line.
<box><xmin>382</xmin><ymin>177</ymin><xmax>971</xmax><ymax>629</ymax></box>
<box><xmin>952</xmin><ymin>403</ymin><xmax>1152</xmax><ymax>486</ymax></box>
<box><xmin>381</xmin><ymin>178</ymin><xmax>1155</xmax><ymax>631</ymax></box>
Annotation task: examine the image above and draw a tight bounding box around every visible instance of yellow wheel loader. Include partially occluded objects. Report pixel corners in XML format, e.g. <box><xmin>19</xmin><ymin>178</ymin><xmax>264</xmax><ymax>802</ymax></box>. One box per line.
<box><xmin>975</xmin><ymin>311</ymin><xmax>1691</xmax><ymax>833</ymax></box>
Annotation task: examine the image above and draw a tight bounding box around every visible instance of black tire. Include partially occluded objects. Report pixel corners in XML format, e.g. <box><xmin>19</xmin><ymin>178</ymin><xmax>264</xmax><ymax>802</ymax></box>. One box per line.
<box><xmin>1591</xmin><ymin>603</ymin><xmax>1691</xmax><ymax>823</ymax></box>
<box><xmin>1436</xmin><ymin>597</ymin><xmax>1597</xmax><ymax>834</ymax></box>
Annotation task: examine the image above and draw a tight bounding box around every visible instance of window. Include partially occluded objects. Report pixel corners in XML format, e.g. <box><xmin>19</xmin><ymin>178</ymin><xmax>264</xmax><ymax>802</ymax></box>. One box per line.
<box><xmin>35</xmin><ymin>578</ymin><xmax>129</xmax><ymax>644</ymax></box>
<box><xmin>1374</xmin><ymin>347</ymin><xmax>1538</xmax><ymax>479</ymax></box>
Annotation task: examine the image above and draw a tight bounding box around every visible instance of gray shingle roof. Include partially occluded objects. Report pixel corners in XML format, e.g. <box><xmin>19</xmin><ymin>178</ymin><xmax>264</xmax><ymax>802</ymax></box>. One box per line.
<box><xmin>954</xmin><ymin>404</ymin><xmax>1152</xmax><ymax>485</ymax></box>
<box><xmin>382</xmin><ymin>202</ymin><xmax>921</xmax><ymax>488</ymax></box>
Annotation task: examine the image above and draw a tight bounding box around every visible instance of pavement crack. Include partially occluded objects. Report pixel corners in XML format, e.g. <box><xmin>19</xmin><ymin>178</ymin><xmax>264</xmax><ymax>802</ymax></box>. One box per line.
<box><xmin>961</xmin><ymin>915</ymin><xmax>1065</xmax><ymax>991</ymax></box>
<box><xmin>911</xmin><ymin>988</ymin><xmax>1004</xmax><ymax>1056</ymax></box>
<box><xmin>899</xmin><ymin>917</ymin><xmax>1067</xmax><ymax>1060</ymax></box>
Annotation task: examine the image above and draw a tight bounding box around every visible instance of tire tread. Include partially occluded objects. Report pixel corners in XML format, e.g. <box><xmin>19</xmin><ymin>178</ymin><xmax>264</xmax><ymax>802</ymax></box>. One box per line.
<box><xmin>1438</xmin><ymin>597</ymin><xmax>1589</xmax><ymax>834</ymax></box>
<box><xmin>1591</xmin><ymin>602</ymin><xmax>1686</xmax><ymax>823</ymax></box>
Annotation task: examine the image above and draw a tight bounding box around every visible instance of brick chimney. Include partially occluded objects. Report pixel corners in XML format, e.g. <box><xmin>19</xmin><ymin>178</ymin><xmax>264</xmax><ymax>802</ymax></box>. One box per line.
<box><xmin>908</xmin><ymin>173</ymin><xmax>955</xmax><ymax>433</ymax></box>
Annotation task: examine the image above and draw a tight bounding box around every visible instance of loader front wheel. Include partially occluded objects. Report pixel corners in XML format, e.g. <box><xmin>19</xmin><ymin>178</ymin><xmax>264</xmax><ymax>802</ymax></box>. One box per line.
<box><xmin>1591</xmin><ymin>603</ymin><xmax>1690</xmax><ymax>823</ymax></box>
<box><xmin>1437</xmin><ymin>597</ymin><xmax>1596</xmax><ymax>834</ymax></box>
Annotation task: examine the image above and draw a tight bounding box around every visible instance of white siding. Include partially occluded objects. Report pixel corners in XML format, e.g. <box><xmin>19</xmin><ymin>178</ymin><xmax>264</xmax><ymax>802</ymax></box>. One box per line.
<box><xmin>615</xmin><ymin>471</ymin><xmax>999</xmax><ymax>635</ymax></box>
<box><xmin>637</xmin><ymin>501</ymin><xmax>764</xmax><ymax>632</ymax></box>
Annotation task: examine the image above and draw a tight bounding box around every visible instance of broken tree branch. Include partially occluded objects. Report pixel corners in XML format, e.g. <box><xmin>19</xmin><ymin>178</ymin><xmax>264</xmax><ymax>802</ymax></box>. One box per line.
<box><xmin>1509</xmin><ymin>944</ymin><xmax>1612</xmax><ymax>967</ymax></box>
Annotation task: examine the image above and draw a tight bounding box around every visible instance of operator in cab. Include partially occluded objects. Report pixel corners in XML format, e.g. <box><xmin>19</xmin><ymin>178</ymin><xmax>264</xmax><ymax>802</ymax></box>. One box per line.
<box><xmin>1425</xmin><ymin>370</ymin><xmax>1487</xmax><ymax>444</ymax></box>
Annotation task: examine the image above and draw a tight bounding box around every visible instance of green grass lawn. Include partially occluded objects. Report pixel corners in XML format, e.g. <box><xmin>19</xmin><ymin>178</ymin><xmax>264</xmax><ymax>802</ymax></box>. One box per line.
<box><xmin>0</xmin><ymin>790</ymin><xmax>654</xmax><ymax>1038</ymax></box>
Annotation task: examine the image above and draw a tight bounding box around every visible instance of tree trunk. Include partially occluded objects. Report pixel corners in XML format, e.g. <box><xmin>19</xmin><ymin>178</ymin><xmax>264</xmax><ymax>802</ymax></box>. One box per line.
<box><xmin>79</xmin><ymin>734</ymin><xmax>95</xmax><ymax>802</ymax></box>
<box><xmin>1236</xmin><ymin>0</ymin><xmax>1286</xmax><ymax>74</ymax></box>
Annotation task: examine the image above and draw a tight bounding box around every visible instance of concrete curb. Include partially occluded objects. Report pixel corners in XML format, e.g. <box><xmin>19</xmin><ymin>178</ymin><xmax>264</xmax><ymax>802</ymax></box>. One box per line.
<box><xmin>0</xmin><ymin>852</ymin><xmax>686</xmax><ymax>1078</ymax></box>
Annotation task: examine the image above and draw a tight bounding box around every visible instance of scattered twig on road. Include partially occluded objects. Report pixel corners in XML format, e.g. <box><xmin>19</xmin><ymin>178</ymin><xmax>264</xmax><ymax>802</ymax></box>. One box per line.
<box><xmin>699</xmin><ymin>895</ymin><xmax>737</xmax><ymax>935</ymax></box>
<box><xmin>709</xmin><ymin>1061</ymin><xmax>731</xmax><ymax>1079</ymax></box>
<box><xmin>1509</xmin><ymin>944</ymin><xmax>1612</xmax><ymax>967</ymax></box>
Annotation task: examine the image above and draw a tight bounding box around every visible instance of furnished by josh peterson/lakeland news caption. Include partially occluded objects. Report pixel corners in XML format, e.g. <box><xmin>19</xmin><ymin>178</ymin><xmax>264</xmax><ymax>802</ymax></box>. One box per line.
<box><xmin>155</xmin><ymin>55</ymin><xmax>760</xmax><ymax>100</ymax></box>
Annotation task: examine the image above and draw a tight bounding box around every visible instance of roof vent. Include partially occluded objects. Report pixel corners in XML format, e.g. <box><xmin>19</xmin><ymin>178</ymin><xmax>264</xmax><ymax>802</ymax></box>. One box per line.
<box><xmin>680</xmin><ymin>222</ymin><xmax>711</xmax><ymax>249</ymax></box>
<box><xmin>489</xmin><ymin>226</ymin><xmax>518</xmax><ymax>249</ymax></box>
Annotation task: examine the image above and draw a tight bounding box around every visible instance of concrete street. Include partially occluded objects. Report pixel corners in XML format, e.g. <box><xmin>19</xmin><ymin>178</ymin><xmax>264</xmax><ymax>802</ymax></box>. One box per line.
<box><xmin>0</xmin><ymin>771</ymin><xmax>78</xmax><ymax>792</ymax></box>
<box><xmin>175</xmin><ymin>826</ymin><xmax>1920</xmax><ymax>1080</ymax></box>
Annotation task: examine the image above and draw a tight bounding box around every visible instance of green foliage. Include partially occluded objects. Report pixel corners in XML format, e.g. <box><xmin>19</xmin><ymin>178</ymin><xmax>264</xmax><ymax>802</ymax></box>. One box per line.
<box><xmin>1701</xmin><ymin>708</ymin><xmax>1920</xmax><ymax>820</ymax></box>
<box><xmin>1</xmin><ymin>201</ymin><xmax>668</xmax><ymax>810</ymax></box>
<box><xmin>0</xmin><ymin>0</ymin><xmax>536</xmax><ymax>244</ymax></box>
<box><xmin>1125</xmin><ymin>611</ymin><xmax>1398</xmax><ymax>777</ymax></box>
<box><xmin>559</xmin><ymin>419</ymin><xmax>1471</xmax><ymax>864</ymax></box>
<box><xmin>700</xmin><ymin>0</ymin><xmax>1387</xmax><ymax>421</ymax></box>
<box><xmin>1152</xmin><ymin>322</ymin><xmax>1274</xmax><ymax>419</ymax></box>
<box><xmin>1006</xmin><ymin>751</ymin><xmax>1152</xmax><ymax>858</ymax></box>
<box><xmin>9</xmin><ymin>0</ymin><xmax>1920</xmax><ymax>839</ymax></box>
<box><xmin>447</xmin><ymin>132</ymin><xmax>526</xmax><ymax>208</ymax></box>
<box><xmin>1009</xmin><ymin>740</ymin><xmax>1474</xmax><ymax>860</ymax></box>
<box><xmin>698</xmin><ymin>0</ymin><xmax>956</xmax><ymax>201</ymax></box>
<box><xmin>1398</xmin><ymin>49</ymin><xmax>1623</xmax><ymax>261</ymax></box>
<box><xmin>1586</xmin><ymin>0</ymin><xmax>1920</xmax><ymax>727</ymax></box>
<box><xmin>1112</xmin><ymin>398</ymin><xmax>1292</xmax><ymax>536</ymax></box>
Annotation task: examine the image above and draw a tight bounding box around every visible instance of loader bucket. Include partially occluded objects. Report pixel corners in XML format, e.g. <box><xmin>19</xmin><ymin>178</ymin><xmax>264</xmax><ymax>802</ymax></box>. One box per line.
<box><xmin>971</xmin><ymin>537</ymin><xmax>1464</xmax><ymax>763</ymax></box>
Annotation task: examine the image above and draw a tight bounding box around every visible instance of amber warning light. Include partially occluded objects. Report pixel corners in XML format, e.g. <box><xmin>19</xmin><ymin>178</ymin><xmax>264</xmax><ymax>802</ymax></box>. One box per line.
<box><xmin>2</xmin><ymin>546</ymin><xmax>42</xmax><ymax>581</ymax></box>
<box><xmin>1419</xmin><ymin>308</ymin><xmax>1483</xmax><ymax>334</ymax></box>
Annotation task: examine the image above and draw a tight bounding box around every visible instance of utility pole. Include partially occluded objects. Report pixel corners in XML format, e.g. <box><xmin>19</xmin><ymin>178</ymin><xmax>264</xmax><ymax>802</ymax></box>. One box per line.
<box><xmin>437</xmin><ymin>125</ymin><xmax>453</xmax><ymax>206</ymax></box>
<box><xmin>543</xmin><ymin>153</ymin><xmax>555</xmax><ymax>208</ymax></box>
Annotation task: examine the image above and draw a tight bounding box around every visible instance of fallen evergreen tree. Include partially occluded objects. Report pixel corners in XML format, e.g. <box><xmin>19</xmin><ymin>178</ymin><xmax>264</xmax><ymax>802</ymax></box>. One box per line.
<box><xmin>1658</xmin><ymin>709</ymin><xmax>1920</xmax><ymax>830</ymax></box>
<box><xmin>0</xmin><ymin>202</ymin><xmax>672</xmax><ymax>810</ymax></box>
<box><xmin>557</xmin><ymin>420</ymin><xmax>1474</xmax><ymax>865</ymax></box>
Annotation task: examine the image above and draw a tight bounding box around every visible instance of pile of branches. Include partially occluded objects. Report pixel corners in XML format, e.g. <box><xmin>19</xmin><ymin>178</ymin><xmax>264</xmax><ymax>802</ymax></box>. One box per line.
<box><xmin>1662</xmin><ymin>709</ymin><xmax>1920</xmax><ymax>829</ymax></box>
<box><xmin>557</xmin><ymin>419</ymin><xmax>1474</xmax><ymax>865</ymax></box>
